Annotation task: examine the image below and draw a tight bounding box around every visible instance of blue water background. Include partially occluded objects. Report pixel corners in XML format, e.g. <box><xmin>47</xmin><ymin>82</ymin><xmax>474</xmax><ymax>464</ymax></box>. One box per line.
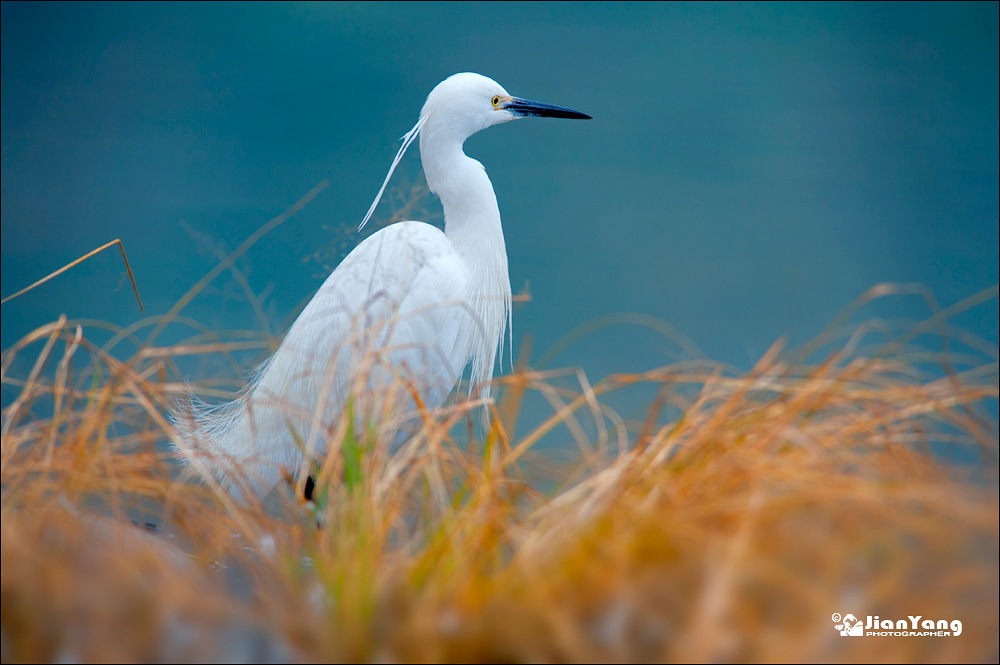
<box><xmin>2</xmin><ymin>3</ymin><xmax>997</xmax><ymax>438</ymax></box>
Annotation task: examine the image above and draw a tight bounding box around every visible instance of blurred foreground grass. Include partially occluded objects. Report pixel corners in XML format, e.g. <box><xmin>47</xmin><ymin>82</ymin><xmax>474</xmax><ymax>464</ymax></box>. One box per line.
<box><xmin>2</xmin><ymin>283</ymin><xmax>997</xmax><ymax>664</ymax></box>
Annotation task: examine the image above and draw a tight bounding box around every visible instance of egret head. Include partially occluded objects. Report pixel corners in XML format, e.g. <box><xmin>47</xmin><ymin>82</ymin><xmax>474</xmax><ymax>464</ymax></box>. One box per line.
<box><xmin>420</xmin><ymin>72</ymin><xmax>591</xmax><ymax>143</ymax></box>
<box><xmin>359</xmin><ymin>73</ymin><xmax>589</xmax><ymax>231</ymax></box>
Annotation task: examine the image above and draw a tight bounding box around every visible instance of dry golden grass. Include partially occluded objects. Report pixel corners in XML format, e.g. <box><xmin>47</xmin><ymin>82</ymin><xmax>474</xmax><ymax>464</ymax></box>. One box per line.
<box><xmin>2</xmin><ymin>284</ymin><xmax>997</xmax><ymax>663</ymax></box>
<box><xmin>2</xmin><ymin>185</ymin><xmax>997</xmax><ymax>662</ymax></box>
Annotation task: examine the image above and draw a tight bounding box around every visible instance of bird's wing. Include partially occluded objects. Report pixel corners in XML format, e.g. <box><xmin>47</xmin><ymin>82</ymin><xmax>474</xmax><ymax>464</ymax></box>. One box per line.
<box><xmin>279</xmin><ymin>220</ymin><xmax>469</xmax><ymax>407</ymax></box>
<box><xmin>239</xmin><ymin>223</ymin><xmax>469</xmax><ymax>480</ymax></box>
<box><xmin>177</xmin><ymin>221</ymin><xmax>474</xmax><ymax>499</ymax></box>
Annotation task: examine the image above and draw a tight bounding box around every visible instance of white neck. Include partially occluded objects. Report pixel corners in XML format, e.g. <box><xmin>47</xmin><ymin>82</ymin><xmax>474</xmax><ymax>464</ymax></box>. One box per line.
<box><xmin>420</xmin><ymin>128</ymin><xmax>512</xmax><ymax>398</ymax></box>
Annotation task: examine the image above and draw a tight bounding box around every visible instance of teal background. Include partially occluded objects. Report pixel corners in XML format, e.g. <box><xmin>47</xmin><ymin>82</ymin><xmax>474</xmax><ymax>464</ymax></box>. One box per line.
<box><xmin>2</xmin><ymin>3</ymin><xmax>997</xmax><ymax>404</ymax></box>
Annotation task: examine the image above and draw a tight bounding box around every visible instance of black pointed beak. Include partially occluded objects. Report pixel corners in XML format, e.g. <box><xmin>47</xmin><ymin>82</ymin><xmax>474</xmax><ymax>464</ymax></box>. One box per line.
<box><xmin>503</xmin><ymin>97</ymin><xmax>592</xmax><ymax>120</ymax></box>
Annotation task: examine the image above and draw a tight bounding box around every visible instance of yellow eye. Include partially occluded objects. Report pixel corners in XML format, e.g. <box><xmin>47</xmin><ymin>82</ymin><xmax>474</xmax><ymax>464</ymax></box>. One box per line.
<box><xmin>492</xmin><ymin>95</ymin><xmax>500</xmax><ymax>107</ymax></box>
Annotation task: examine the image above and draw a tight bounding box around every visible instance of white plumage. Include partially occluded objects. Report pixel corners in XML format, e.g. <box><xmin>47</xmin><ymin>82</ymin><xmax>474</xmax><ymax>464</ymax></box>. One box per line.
<box><xmin>176</xmin><ymin>73</ymin><xmax>589</xmax><ymax>499</ymax></box>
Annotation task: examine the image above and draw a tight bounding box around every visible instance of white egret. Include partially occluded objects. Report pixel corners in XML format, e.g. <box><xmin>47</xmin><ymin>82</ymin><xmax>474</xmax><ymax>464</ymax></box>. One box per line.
<box><xmin>176</xmin><ymin>73</ymin><xmax>590</xmax><ymax>500</ymax></box>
